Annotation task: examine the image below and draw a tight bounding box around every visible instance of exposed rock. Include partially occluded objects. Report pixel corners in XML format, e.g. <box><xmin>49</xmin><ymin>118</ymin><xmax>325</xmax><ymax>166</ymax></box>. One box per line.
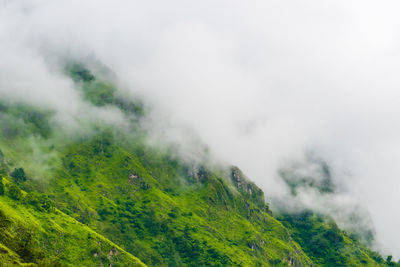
<box><xmin>230</xmin><ymin>167</ymin><xmax>266</xmax><ymax>209</ymax></box>
<box><xmin>187</xmin><ymin>166</ymin><xmax>210</xmax><ymax>183</ymax></box>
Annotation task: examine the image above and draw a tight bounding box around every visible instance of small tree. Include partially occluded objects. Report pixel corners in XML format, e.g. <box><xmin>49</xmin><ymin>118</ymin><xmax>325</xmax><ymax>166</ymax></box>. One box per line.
<box><xmin>11</xmin><ymin>168</ymin><xmax>27</xmax><ymax>184</ymax></box>
<box><xmin>8</xmin><ymin>184</ymin><xmax>22</xmax><ymax>200</ymax></box>
<box><xmin>0</xmin><ymin>177</ymin><xmax>4</xmax><ymax>195</ymax></box>
<box><xmin>0</xmin><ymin>149</ymin><xmax>7</xmax><ymax>175</ymax></box>
<box><xmin>386</xmin><ymin>255</ymin><xmax>394</xmax><ymax>266</ymax></box>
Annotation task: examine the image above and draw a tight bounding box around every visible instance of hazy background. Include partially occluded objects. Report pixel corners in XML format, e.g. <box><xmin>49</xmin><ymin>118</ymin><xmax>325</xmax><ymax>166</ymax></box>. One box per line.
<box><xmin>1</xmin><ymin>0</ymin><xmax>400</xmax><ymax>257</ymax></box>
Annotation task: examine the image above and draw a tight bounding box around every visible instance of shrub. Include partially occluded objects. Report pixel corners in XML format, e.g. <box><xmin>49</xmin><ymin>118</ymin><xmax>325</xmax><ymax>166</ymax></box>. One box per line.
<box><xmin>0</xmin><ymin>177</ymin><xmax>4</xmax><ymax>195</ymax></box>
<box><xmin>11</xmin><ymin>168</ymin><xmax>27</xmax><ymax>183</ymax></box>
<box><xmin>25</xmin><ymin>192</ymin><xmax>53</xmax><ymax>212</ymax></box>
<box><xmin>8</xmin><ymin>184</ymin><xmax>22</xmax><ymax>200</ymax></box>
<box><xmin>0</xmin><ymin>149</ymin><xmax>8</xmax><ymax>175</ymax></box>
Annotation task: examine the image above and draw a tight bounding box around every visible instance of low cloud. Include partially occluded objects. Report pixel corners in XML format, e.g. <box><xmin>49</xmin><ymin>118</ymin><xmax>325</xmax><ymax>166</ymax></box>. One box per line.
<box><xmin>1</xmin><ymin>0</ymin><xmax>400</xmax><ymax>257</ymax></box>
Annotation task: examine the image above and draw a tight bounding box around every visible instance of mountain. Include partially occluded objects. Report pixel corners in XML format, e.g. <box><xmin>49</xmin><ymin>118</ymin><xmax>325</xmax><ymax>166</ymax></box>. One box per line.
<box><xmin>0</xmin><ymin>66</ymin><xmax>395</xmax><ymax>266</ymax></box>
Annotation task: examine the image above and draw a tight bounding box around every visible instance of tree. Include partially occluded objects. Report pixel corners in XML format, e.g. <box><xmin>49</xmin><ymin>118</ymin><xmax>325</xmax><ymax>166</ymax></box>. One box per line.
<box><xmin>11</xmin><ymin>168</ymin><xmax>27</xmax><ymax>183</ymax></box>
<box><xmin>0</xmin><ymin>177</ymin><xmax>4</xmax><ymax>195</ymax></box>
<box><xmin>0</xmin><ymin>149</ymin><xmax>7</xmax><ymax>175</ymax></box>
<box><xmin>386</xmin><ymin>255</ymin><xmax>394</xmax><ymax>266</ymax></box>
<box><xmin>8</xmin><ymin>184</ymin><xmax>22</xmax><ymax>200</ymax></box>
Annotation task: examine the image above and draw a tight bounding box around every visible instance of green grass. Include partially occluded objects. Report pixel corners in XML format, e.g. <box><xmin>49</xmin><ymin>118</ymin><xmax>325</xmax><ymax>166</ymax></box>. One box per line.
<box><xmin>0</xmin><ymin>177</ymin><xmax>145</xmax><ymax>267</ymax></box>
<box><xmin>0</xmin><ymin>65</ymin><xmax>394</xmax><ymax>266</ymax></box>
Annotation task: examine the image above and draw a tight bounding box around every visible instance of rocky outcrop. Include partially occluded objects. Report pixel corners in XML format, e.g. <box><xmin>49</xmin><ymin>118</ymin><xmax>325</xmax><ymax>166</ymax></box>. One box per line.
<box><xmin>230</xmin><ymin>167</ymin><xmax>266</xmax><ymax>209</ymax></box>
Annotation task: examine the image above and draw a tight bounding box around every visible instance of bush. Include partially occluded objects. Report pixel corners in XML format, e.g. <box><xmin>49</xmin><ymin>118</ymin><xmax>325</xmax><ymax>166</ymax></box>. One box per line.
<box><xmin>25</xmin><ymin>192</ymin><xmax>53</xmax><ymax>212</ymax></box>
<box><xmin>8</xmin><ymin>184</ymin><xmax>22</xmax><ymax>200</ymax></box>
<box><xmin>0</xmin><ymin>149</ymin><xmax>8</xmax><ymax>175</ymax></box>
<box><xmin>0</xmin><ymin>177</ymin><xmax>4</xmax><ymax>195</ymax></box>
<box><xmin>11</xmin><ymin>168</ymin><xmax>27</xmax><ymax>184</ymax></box>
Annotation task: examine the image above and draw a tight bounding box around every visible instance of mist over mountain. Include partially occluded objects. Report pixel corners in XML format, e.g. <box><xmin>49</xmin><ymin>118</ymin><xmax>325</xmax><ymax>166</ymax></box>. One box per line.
<box><xmin>1</xmin><ymin>0</ymin><xmax>400</xmax><ymax>264</ymax></box>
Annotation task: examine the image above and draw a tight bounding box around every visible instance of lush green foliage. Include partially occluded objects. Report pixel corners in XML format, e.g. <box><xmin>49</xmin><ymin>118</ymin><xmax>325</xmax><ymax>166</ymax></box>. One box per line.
<box><xmin>42</xmin><ymin>132</ymin><xmax>312</xmax><ymax>266</ymax></box>
<box><xmin>24</xmin><ymin>192</ymin><xmax>53</xmax><ymax>212</ymax></box>
<box><xmin>0</xmin><ymin>177</ymin><xmax>4</xmax><ymax>196</ymax></box>
<box><xmin>66</xmin><ymin>63</ymin><xmax>144</xmax><ymax>116</ymax></box>
<box><xmin>8</xmin><ymin>184</ymin><xmax>23</xmax><ymax>200</ymax></box>
<box><xmin>11</xmin><ymin>168</ymin><xmax>27</xmax><ymax>184</ymax></box>
<box><xmin>0</xmin><ymin>126</ymin><xmax>391</xmax><ymax>266</ymax></box>
<box><xmin>0</xmin><ymin>184</ymin><xmax>144</xmax><ymax>266</ymax></box>
<box><xmin>277</xmin><ymin>211</ymin><xmax>393</xmax><ymax>267</ymax></box>
<box><xmin>0</xmin><ymin>66</ymin><xmax>394</xmax><ymax>266</ymax></box>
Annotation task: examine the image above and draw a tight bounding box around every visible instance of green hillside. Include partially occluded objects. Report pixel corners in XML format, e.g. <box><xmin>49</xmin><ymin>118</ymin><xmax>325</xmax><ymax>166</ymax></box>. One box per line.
<box><xmin>0</xmin><ymin>66</ymin><xmax>395</xmax><ymax>266</ymax></box>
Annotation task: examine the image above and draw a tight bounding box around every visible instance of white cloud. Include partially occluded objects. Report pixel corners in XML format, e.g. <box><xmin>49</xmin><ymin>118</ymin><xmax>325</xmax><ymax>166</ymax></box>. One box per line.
<box><xmin>1</xmin><ymin>0</ymin><xmax>400</xmax><ymax>257</ymax></box>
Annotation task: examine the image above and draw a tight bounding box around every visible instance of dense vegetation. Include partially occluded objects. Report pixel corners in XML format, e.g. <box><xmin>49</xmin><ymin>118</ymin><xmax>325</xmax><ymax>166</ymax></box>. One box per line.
<box><xmin>278</xmin><ymin>211</ymin><xmax>398</xmax><ymax>267</ymax></box>
<box><xmin>0</xmin><ymin>65</ymin><xmax>395</xmax><ymax>266</ymax></box>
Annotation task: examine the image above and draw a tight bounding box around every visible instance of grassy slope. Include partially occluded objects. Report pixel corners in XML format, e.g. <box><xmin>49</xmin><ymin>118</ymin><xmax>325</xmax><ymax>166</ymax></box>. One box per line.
<box><xmin>0</xmin><ymin>178</ymin><xmax>145</xmax><ymax>267</ymax></box>
<box><xmin>0</xmin><ymin>131</ymin><xmax>389</xmax><ymax>266</ymax></box>
<box><xmin>43</xmin><ymin>136</ymin><xmax>313</xmax><ymax>266</ymax></box>
<box><xmin>0</xmin><ymin>66</ymin><xmax>393</xmax><ymax>266</ymax></box>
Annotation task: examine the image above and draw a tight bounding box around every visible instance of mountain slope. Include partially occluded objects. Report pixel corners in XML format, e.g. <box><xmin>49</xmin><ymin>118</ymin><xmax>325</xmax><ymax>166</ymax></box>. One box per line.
<box><xmin>0</xmin><ymin>177</ymin><xmax>145</xmax><ymax>267</ymax></box>
<box><xmin>0</xmin><ymin>124</ymin><xmax>391</xmax><ymax>266</ymax></box>
<box><xmin>0</xmin><ymin>66</ymin><xmax>395</xmax><ymax>266</ymax></box>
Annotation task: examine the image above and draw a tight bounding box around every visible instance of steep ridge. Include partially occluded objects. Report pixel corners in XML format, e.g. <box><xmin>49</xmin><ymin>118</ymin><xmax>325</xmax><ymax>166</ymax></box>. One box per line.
<box><xmin>0</xmin><ymin>180</ymin><xmax>145</xmax><ymax>266</ymax></box>
<box><xmin>0</xmin><ymin>66</ymin><xmax>395</xmax><ymax>266</ymax></box>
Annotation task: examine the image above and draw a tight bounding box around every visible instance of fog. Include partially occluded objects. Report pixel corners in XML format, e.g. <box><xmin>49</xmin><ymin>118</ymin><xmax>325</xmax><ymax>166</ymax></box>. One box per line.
<box><xmin>1</xmin><ymin>0</ymin><xmax>400</xmax><ymax>257</ymax></box>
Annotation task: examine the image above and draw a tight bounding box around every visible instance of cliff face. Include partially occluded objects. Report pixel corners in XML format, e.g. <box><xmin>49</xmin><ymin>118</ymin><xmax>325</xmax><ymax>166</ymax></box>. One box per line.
<box><xmin>230</xmin><ymin>166</ymin><xmax>266</xmax><ymax>210</ymax></box>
